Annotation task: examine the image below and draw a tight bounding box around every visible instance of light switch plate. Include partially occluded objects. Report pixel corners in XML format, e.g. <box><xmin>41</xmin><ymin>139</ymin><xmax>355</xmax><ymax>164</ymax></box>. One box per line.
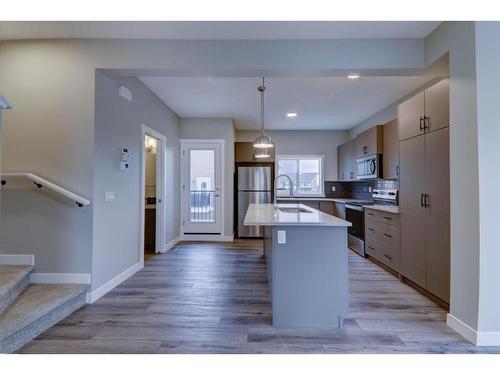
<box><xmin>331</xmin><ymin>186</ymin><xmax>336</xmax><ymax>192</ymax></box>
<box><xmin>104</xmin><ymin>191</ymin><xmax>115</xmax><ymax>202</ymax></box>
<box><xmin>277</xmin><ymin>230</ymin><xmax>286</xmax><ymax>244</ymax></box>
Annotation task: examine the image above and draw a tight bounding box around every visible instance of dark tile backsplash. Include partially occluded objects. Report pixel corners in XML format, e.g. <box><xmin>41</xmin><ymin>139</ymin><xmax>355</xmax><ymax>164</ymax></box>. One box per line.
<box><xmin>324</xmin><ymin>179</ymin><xmax>399</xmax><ymax>201</ymax></box>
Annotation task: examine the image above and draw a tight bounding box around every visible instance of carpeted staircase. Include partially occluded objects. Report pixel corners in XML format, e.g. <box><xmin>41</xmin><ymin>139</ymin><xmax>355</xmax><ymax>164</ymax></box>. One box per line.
<box><xmin>0</xmin><ymin>264</ymin><xmax>87</xmax><ymax>353</ymax></box>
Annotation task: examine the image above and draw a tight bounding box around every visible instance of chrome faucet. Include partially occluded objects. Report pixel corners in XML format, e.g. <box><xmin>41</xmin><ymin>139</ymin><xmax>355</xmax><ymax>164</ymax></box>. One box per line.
<box><xmin>274</xmin><ymin>174</ymin><xmax>294</xmax><ymax>207</ymax></box>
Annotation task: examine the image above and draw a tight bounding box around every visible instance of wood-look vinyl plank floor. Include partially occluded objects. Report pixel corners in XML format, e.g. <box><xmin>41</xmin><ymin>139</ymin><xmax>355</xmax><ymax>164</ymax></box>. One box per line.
<box><xmin>16</xmin><ymin>239</ymin><xmax>500</xmax><ymax>354</ymax></box>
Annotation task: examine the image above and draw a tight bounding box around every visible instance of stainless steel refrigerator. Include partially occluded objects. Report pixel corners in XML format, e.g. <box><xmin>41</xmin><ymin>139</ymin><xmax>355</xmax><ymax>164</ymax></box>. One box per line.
<box><xmin>237</xmin><ymin>165</ymin><xmax>272</xmax><ymax>237</ymax></box>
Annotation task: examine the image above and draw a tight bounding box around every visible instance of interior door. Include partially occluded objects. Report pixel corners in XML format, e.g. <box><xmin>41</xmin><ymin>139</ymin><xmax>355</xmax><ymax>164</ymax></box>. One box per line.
<box><xmin>181</xmin><ymin>142</ymin><xmax>222</xmax><ymax>234</ymax></box>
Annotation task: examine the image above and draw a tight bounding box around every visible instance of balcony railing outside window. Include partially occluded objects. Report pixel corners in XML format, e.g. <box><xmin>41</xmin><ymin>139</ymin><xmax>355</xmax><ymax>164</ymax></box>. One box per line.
<box><xmin>190</xmin><ymin>190</ymin><xmax>215</xmax><ymax>222</ymax></box>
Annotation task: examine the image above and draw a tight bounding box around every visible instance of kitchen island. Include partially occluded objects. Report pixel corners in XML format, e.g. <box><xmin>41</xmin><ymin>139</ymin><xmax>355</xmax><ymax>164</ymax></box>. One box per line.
<box><xmin>244</xmin><ymin>203</ymin><xmax>351</xmax><ymax>328</ymax></box>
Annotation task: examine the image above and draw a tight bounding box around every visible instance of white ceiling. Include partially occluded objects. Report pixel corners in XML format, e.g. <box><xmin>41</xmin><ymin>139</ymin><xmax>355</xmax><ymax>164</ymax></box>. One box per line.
<box><xmin>0</xmin><ymin>21</ymin><xmax>441</xmax><ymax>40</ymax></box>
<box><xmin>139</xmin><ymin>76</ymin><xmax>432</xmax><ymax>130</ymax></box>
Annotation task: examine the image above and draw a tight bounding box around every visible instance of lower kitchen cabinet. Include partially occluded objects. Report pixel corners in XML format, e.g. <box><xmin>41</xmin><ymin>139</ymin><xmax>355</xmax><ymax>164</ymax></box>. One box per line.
<box><xmin>333</xmin><ymin>202</ymin><xmax>346</xmax><ymax>220</ymax></box>
<box><xmin>319</xmin><ymin>201</ymin><xmax>333</xmax><ymax>215</ymax></box>
<box><xmin>365</xmin><ymin>208</ymin><xmax>401</xmax><ymax>272</ymax></box>
<box><xmin>400</xmin><ymin>209</ymin><xmax>427</xmax><ymax>287</ymax></box>
<box><xmin>426</xmin><ymin>213</ymin><xmax>450</xmax><ymax>302</ymax></box>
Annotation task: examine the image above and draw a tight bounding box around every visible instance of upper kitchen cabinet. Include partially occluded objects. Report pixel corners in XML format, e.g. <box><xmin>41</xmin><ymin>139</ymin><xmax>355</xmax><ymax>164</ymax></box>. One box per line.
<box><xmin>337</xmin><ymin>139</ymin><xmax>356</xmax><ymax>181</ymax></box>
<box><xmin>383</xmin><ymin>118</ymin><xmax>399</xmax><ymax>179</ymax></box>
<box><xmin>398</xmin><ymin>91</ymin><xmax>425</xmax><ymax>141</ymax></box>
<box><xmin>398</xmin><ymin>79</ymin><xmax>449</xmax><ymax>141</ymax></box>
<box><xmin>355</xmin><ymin>125</ymin><xmax>383</xmax><ymax>158</ymax></box>
<box><xmin>424</xmin><ymin>79</ymin><xmax>449</xmax><ymax>133</ymax></box>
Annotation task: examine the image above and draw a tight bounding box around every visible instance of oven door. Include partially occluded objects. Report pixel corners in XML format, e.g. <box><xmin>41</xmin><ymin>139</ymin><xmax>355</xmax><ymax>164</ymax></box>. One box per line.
<box><xmin>345</xmin><ymin>204</ymin><xmax>366</xmax><ymax>257</ymax></box>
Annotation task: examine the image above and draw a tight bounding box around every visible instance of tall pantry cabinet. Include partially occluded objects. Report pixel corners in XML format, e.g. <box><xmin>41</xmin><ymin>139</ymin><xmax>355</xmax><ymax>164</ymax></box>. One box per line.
<box><xmin>398</xmin><ymin>79</ymin><xmax>450</xmax><ymax>303</ymax></box>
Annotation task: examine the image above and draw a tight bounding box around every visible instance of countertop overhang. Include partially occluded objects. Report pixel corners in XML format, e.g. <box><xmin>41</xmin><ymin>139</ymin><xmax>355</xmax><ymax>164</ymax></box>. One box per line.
<box><xmin>244</xmin><ymin>203</ymin><xmax>352</xmax><ymax>227</ymax></box>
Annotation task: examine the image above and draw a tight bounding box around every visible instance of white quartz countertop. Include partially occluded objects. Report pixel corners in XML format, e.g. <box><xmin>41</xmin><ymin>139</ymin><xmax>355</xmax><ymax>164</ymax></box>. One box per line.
<box><xmin>277</xmin><ymin>197</ymin><xmax>367</xmax><ymax>204</ymax></box>
<box><xmin>244</xmin><ymin>203</ymin><xmax>352</xmax><ymax>227</ymax></box>
<box><xmin>364</xmin><ymin>204</ymin><xmax>400</xmax><ymax>214</ymax></box>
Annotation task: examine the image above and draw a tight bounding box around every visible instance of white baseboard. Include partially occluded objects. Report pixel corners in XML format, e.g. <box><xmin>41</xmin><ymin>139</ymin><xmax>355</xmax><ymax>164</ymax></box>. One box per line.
<box><xmin>164</xmin><ymin>236</ymin><xmax>180</xmax><ymax>252</ymax></box>
<box><xmin>0</xmin><ymin>254</ymin><xmax>35</xmax><ymax>266</ymax></box>
<box><xmin>180</xmin><ymin>234</ymin><xmax>234</xmax><ymax>242</ymax></box>
<box><xmin>88</xmin><ymin>262</ymin><xmax>142</xmax><ymax>303</ymax></box>
<box><xmin>447</xmin><ymin>313</ymin><xmax>500</xmax><ymax>346</ymax></box>
<box><xmin>30</xmin><ymin>273</ymin><xmax>90</xmax><ymax>284</ymax></box>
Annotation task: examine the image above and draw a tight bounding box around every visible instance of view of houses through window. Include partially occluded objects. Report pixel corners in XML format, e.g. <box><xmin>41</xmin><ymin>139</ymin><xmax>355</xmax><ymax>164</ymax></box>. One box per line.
<box><xmin>276</xmin><ymin>156</ymin><xmax>324</xmax><ymax>196</ymax></box>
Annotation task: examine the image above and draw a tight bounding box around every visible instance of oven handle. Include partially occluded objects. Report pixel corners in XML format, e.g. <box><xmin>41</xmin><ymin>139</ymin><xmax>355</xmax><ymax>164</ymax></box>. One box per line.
<box><xmin>345</xmin><ymin>204</ymin><xmax>364</xmax><ymax>212</ymax></box>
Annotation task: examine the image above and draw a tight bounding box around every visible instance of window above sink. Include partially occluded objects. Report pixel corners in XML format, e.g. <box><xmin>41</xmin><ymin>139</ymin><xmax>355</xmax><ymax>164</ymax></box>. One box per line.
<box><xmin>276</xmin><ymin>155</ymin><xmax>324</xmax><ymax>197</ymax></box>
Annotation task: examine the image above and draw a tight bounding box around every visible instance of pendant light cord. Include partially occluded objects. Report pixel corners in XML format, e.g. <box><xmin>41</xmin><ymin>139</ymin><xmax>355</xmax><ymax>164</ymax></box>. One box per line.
<box><xmin>259</xmin><ymin>77</ymin><xmax>265</xmax><ymax>133</ymax></box>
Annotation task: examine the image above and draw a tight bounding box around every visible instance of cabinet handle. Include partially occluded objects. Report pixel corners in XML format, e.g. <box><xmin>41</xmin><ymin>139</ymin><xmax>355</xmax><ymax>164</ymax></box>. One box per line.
<box><xmin>384</xmin><ymin>233</ymin><xmax>392</xmax><ymax>238</ymax></box>
<box><xmin>396</xmin><ymin>165</ymin><xmax>399</xmax><ymax>177</ymax></box>
<box><xmin>383</xmin><ymin>216</ymin><xmax>392</xmax><ymax>221</ymax></box>
<box><xmin>424</xmin><ymin>193</ymin><xmax>430</xmax><ymax>208</ymax></box>
<box><xmin>368</xmin><ymin>246</ymin><xmax>375</xmax><ymax>251</ymax></box>
<box><xmin>368</xmin><ymin>227</ymin><xmax>375</xmax><ymax>231</ymax></box>
<box><xmin>419</xmin><ymin>116</ymin><xmax>424</xmax><ymax>131</ymax></box>
<box><xmin>384</xmin><ymin>254</ymin><xmax>392</xmax><ymax>260</ymax></box>
<box><xmin>420</xmin><ymin>193</ymin><xmax>425</xmax><ymax>208</ymax></box>
<box><xmin>367</xmin><ymin>212</ymin><xmax>374</xmax><ymax>216</ymax></box>
<box><xmin>363</xmin><ymin>146</ymin><xmax>368</xmax><ymax>154</ymax></box>
<box><xmin>423</xmin><ymin>116</ymin><xmax>430</xmax><ymax>131</ymax></box>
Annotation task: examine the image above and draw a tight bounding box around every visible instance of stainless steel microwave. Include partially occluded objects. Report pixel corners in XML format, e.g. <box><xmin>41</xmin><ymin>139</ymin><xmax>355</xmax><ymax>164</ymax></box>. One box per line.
<box><xmin>356</xmin><ymin>154</ymin><xmax>382</xmax><ymax>180</ymax></box>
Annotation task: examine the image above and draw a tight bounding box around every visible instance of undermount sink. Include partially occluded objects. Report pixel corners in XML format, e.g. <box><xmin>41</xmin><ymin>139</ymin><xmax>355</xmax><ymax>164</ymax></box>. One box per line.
<box><xmin>278</xmin><ymin>207</ymin><xmax>312</xmax><ymax>213</ymax></box>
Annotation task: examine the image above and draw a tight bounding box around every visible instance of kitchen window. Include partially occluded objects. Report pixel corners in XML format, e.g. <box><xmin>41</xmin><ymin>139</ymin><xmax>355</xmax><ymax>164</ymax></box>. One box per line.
<box><xmin>276</xmin><ymin>155</ymin><xmax>324</xmax><ymax>197</ymax></box>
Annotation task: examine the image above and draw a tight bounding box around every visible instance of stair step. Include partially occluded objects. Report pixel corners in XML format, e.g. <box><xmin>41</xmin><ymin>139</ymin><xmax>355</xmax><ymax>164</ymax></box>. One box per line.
<box><xmin>0</xmin><ymin>265</ymin><xmax>34</xmax><ymax>314</ymax></box>
<box><xmin>0</xmin><ymin>284</ymin><xmax>87</xmax><ymax>353</ymax></box>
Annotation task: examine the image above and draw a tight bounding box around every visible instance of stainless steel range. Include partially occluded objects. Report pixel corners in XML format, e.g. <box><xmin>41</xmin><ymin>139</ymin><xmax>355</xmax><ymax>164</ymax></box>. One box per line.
<box><xmin>345</xmin><ymin>189</ymin><xmax>398</xmax><ymax>257</ymax></box>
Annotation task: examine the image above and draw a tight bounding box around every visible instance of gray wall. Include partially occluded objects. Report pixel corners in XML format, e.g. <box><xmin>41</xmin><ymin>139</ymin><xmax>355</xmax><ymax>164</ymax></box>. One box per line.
<box><xmin>179</xmin><ymin>118</ymin><xmax>235</xmax><ymax>237</ymax></box>
<box><xmin>0</xmin><ymin>179</ymin><xmax>92</xmax><ymax>273</ymax></box>
<box><xmin>92</xmin><ymin>72</ymin><xmax>180</xmax><ymax>290</ymax></box>
<box><xmin>236</xmin><ymin>130</ymin><xmax>349</xmax><ymax>181</ymax></box>
<box><xmin>474</xmin><ymin>22</ymin><xmax>500</xmax><ymax>333</ymax></box>
<box><xmin>425</xmin><ymin>22</ymin><xmax>481</xmax><ymax>332</ymax></box>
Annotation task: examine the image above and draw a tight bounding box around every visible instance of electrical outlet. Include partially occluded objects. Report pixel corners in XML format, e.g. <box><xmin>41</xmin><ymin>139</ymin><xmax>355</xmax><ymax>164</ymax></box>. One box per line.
<box><xmin>331</xmin><ymin>186</ymin><xmax>336</xmax><ymax>192</ymax></box>
<box><xmin>368</xmin><ymin>186</ymin><xmax>372</xmax><ymax>193</ymax></box>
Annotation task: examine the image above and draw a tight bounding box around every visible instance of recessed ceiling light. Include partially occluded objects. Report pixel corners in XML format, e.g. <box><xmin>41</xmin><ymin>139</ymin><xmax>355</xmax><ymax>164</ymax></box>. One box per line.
<box><xmin>286</xmin><ymin>112</ymin><xmax>298</xmax><ymax>118</ymax></box>
<box><xmin>347</xmin><ymin>74</ymin><xmax>360</xmax><ymax>80</ymax></box>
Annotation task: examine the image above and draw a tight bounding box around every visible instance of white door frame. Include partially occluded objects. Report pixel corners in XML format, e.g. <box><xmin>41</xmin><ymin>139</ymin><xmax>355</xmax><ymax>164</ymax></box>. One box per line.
<box><xmin>179</xmin><ymin>139</ymin><xmax>225</xmax><ymax>239</ymax></box>
<box><xmin>140</xmin><ymin>124</ymin><xmax>167</xmax><ymax>265</ymax></box>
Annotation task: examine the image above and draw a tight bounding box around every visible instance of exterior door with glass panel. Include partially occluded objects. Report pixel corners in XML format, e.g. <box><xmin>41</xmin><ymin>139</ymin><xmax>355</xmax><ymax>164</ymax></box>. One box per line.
<box><xmin>181</xmin><ymin>141</ymin><xmax>222</xmax><ymax>234</ymax></box>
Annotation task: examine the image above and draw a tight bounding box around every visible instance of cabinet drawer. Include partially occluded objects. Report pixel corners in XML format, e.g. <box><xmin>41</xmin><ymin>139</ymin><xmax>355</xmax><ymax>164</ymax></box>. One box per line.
<box><xmin>366</xmin><ymin>237</ymin><xmax>400</xmax><ymax>272</ymax></box>
<box><xmin>365</xmin><ymin>219</ymin><xmax>401</xmax><ymax>272</ymax></box>
<box><xmin>365</xmin><ymin>209</ymin><xmax>400</xmax><ymax>227</ymax></box>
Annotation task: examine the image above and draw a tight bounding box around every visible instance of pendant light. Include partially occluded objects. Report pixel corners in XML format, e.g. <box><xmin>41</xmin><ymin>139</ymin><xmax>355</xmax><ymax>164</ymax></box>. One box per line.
<box><xmin>254</xmin><ymin>148</ymin><xmax>270</xmax><ymax>159</ymax></box>
<box><xmin>253</xmin><ymin>77</ymin><xmax>274</xmax><ymax>149</ymax></box>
